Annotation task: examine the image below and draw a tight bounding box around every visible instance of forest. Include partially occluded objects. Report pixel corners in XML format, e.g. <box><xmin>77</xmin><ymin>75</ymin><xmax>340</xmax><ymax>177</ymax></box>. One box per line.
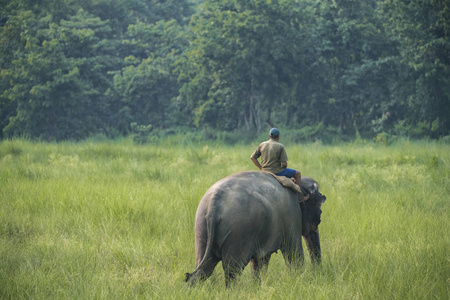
<box><xmin>1</xmin><ymin>0</ymin><xmax>449</xmax><ymax>142</ymax></box>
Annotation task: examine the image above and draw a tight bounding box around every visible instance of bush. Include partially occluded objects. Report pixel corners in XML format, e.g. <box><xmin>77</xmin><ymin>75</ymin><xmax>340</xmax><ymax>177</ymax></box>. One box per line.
<box><xmin>374</xmin><ymin>132</ymin><xmax>397</xmax><ymax>146</ymax></box>
<box><xmin>130</xmin><ymin>123</ymin><xmax>154</xmax><ymax>144</ymax></box>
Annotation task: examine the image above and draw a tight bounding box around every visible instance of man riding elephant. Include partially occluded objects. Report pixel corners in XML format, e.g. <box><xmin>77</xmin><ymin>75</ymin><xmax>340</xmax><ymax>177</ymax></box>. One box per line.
<box><xmin>250</xmin><ymin>127</ymin><xmax>308</xmax><ymax>202</ymax></box>
<box><xmin>185</xmin><ymin>172</ymin><xmax>326</xmax><ymax>287</ymax></box>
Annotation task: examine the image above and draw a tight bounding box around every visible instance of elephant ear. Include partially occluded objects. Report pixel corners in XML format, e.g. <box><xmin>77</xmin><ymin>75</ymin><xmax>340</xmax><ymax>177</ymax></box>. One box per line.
<box><xmin>309</xmin><ymin>183</ymin><xmax>326</xmax><ymax>206</ymax></box>
<box><xmin>302</xmin><ymin>182</ymin><xmax>317</xmax><ymax>196</ymax></box>
<box><xmin>300</xmin><ymin>185</ymin><xmax>311</xmax><ymax>197</ymax></box>
<box><xmin>301</xmin><ymin>178</ymin><xmax>326</xmax><ymax>205</ymax></box>
<box><xmin>311</xmin><ymin>183</ymin><xmax>318</xmax><ymax>194</ymax></box>
<box><xmin>312</xmin><ymin>183</ymin><xmax>327</xmax><ymax>206</ymax></box>
<box><xmin>301</xmin><ymin>178</ymin><xmax>316</xmax><ymax>193</ymax></box>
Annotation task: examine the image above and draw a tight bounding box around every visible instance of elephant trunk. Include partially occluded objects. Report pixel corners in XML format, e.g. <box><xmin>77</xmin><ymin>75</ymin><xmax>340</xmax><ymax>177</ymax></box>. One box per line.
<box><xmin>303</xmin><ymin>228</ymin><xmax>321</xmax><ymax>263</ymax></box>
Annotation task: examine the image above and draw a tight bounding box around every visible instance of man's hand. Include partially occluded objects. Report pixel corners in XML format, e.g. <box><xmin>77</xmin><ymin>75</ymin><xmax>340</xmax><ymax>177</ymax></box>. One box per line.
<box><xmin>250</xmin><ymin>156</ymin><xmax>262</xmax><ymax>170</ymax></box>
<box><xmin>282</xmin><ymin>162</ymin><xmax>287</xmax><ymax>169</ymax></box>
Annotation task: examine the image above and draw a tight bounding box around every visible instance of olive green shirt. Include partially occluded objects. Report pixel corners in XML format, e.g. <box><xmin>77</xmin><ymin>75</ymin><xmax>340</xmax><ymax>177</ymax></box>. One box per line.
<box><xmin>251</xmin><ymin>139</ymin><xmax>288</xmax><ymax>174</ymax></box>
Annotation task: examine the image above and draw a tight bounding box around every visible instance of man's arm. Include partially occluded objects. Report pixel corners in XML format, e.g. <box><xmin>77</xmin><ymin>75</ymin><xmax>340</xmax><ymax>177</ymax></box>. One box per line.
<box><xmin>280</xmin><ymin>146</ymin><xmax>288</xmax><ymax>169</ymax></box>
<box><xmin>250</xmin><ymin>156</ymin><xmax>262</xmax><ymax>170</ymax></box>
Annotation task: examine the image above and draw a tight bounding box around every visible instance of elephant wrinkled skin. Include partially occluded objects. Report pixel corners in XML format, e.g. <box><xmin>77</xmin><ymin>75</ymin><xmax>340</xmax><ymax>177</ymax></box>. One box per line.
<box><xmin>185</xmin><ymin>171</ymin><xmax>327</xmax><ymax>287</ymax></box>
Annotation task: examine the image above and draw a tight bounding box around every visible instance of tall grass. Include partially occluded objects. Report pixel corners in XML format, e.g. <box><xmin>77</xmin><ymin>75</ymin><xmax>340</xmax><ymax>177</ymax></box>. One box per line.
<box><xmin>0</xmin><ymin>138</ymin><xmax>448</xmax><ymax>299</ymax></box>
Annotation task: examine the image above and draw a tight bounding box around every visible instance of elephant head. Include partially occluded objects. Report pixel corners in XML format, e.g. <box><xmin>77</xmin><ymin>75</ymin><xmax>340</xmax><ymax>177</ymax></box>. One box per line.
<box><xmin>301</xmin><ymin>179</ymin><xmax>326</xmax><ymax>263</ymax></box>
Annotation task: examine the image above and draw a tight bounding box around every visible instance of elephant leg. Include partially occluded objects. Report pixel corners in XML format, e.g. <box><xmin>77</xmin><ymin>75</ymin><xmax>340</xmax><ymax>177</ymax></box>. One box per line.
<box><xmin>221</xmin><ymin>239</ymin><xmax>255</xmax><ymax>287</ymax></box>
<box><xmin>222</xmin><ymin>257</ymin><xmax>247</xmax><ymax>288</ymax></box>
<box><xmin>281</xmin><ymin>235</ymin><xmax>304</xmax><ymax>267</ymax></box>
<box><xmin>250</xmin><ymin>255</ymin><xmax>271</xmax><ymax>285</ymax></box>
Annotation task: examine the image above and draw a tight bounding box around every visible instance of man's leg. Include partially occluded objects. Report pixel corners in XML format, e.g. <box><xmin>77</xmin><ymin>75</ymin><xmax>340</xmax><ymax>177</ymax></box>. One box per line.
<box><xmin>294</xmin><ymin>171</ymin><xmax>305</xmax><ymax>202</ymax></box>
<box><xmin>293</xmin><ymin>170</ymin><xmax>310</xmax><ymax>202</ymax></box>
<box><xmin>277</xmin><ymin>168</ymin><xmax>308</xmax><ymax>202</ymax></box>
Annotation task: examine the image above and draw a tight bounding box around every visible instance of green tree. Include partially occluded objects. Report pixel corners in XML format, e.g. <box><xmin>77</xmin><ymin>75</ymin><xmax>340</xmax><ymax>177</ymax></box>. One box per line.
<box><xmin>179</xmin><ymin>0</ymin><xmax>317</xmax><ymax>132</ymax></box>
<box><xmin>113</xmin><ymin>20</ymin><xmax>188</xmax><ymax>132</ymax></box>
<box><xmin>2</xmin><ymin>9</ymin><xmax>119</xmax><ymax>140</ymax></box>
<box><xmin>1</xmin><ymin>0</ymin><xmax>194</xmax><ymax>139</ymax></box>
<box><xmin>310</xmin><ymin>0</ymin><xmax>399</xmax><ymax>136</ymax></box>
<box><xmin>1</xmin><ymin>0</ymin><xmax>448</xmax><ymax>141</ymax></box>
<box><xmin>380</xmin><ymin>0</ymin><xmax>450</xmax><ymax>137</ymax></box>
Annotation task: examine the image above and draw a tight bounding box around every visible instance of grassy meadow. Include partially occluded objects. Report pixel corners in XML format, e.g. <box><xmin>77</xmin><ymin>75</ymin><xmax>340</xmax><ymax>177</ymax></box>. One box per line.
<box><xmin>0</xmin><ymin>138</ymin><xmax>449</xmax><ymax>299</ymax></box>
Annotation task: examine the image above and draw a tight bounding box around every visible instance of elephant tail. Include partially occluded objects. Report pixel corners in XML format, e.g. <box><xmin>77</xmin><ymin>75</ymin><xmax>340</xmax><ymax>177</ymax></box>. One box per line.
<box><xmin>185</xmin><ymin>202</ymin><xmax>219</xmax><ymax>285</ymax></box>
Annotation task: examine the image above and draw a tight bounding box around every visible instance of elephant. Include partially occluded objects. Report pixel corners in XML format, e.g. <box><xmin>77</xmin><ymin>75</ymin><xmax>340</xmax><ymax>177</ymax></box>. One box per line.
<box><xmin>185</xmin><ymin>171</ymin><xmax>327</xmax><ymax>287</ymax></box>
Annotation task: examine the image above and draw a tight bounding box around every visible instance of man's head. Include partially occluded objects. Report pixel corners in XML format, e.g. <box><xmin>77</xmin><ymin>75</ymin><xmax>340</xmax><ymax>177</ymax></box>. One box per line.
<box><xmin>269</xmin><ymin>128</ymin><xmax>280</xmax><ymax>139</ymax></box>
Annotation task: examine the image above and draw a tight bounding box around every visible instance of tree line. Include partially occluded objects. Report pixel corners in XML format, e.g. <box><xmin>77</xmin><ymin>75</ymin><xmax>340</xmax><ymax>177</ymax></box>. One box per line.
<box><xmin>1</xmin><ymin>0</ymin><xmax>449</xmax><ymax>142</ymax></box>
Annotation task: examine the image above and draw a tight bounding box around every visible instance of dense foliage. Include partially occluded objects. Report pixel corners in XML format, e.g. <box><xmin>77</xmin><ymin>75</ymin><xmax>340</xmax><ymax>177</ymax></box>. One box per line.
<box><xmin>1</xmin><ymin>0</ymin><xmax>449</xmax><ymax>141</ymax></box>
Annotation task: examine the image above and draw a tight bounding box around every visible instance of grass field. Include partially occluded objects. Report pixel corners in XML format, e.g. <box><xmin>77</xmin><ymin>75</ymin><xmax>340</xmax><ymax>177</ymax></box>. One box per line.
<box><xmin>0</xmin><ymin>138</ymin><xmax>449</xmax><ymax>299</ymax></box>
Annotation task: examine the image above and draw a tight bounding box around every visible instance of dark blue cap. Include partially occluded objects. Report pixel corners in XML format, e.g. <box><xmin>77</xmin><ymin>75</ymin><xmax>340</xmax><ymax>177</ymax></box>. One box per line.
<box><xmin>269</xmin><ymin>128</ymin><xmax>280</xmax><ymax>137</ymax></box>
